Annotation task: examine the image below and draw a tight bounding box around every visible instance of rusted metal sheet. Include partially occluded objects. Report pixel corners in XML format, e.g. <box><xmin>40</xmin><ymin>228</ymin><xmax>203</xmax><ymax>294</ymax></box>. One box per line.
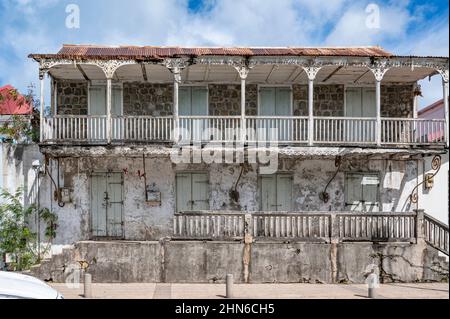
<box><xmin>29</xmin><ymin>44</ymin><xmax>398</xmax><ymax>60</ymax></box>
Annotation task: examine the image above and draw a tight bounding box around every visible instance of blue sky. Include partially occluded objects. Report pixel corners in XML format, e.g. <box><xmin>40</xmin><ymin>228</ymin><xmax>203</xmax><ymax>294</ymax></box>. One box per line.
<box><xmin>0</xmin><ymin>0</ymin><xmax>448</xmax><ymax>107</ymax></box>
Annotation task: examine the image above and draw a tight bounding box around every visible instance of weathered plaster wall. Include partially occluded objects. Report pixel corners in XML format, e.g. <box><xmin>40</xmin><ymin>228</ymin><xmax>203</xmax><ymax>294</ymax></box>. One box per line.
<box><xmin>0</xmin><ymin>144</ymin><xmax>42</xmax><ymax>207</ymax></box>
<box><xmin>56</xmin><ymin>81</ymin><xmax>88</xmax><ymax>115</ymax></box>
<box><xmin>30</xmin><ymin>240</ymin><xmax>448</xmax><ymax>283</ymax></box>
<box><xmin>123</xmin><ymin>82</ymin><xmax>173</xmax><ymax>116</ymax></box>
<box><xmin>39</xmin><ymin>156</ymin><xmax>418</xmax><ymax>246</ymax></box>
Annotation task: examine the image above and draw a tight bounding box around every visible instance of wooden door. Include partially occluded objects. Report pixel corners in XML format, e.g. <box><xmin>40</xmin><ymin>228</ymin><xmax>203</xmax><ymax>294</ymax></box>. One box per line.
<box><xmin>91</xmin><ymin>172</ymin><xmax>124</xmax><ymax>238</ymax></box>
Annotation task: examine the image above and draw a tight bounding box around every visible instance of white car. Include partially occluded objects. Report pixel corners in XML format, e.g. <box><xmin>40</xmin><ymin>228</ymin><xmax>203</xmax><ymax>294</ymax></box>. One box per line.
<box><xmin>0</xmin><ymin>271</ymin><xmax>64</xmax><ymax>299</ymax></box>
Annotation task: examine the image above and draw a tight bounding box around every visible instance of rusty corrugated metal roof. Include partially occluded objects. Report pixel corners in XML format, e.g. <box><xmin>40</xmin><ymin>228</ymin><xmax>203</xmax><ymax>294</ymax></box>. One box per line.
<box><xmin>29</xmin><ymin>44</ymin><xmax>397</xmax><ymax>60</ymax></box>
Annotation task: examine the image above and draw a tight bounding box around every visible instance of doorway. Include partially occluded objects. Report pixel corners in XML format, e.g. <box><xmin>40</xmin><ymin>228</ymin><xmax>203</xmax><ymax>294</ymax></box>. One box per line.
<box><xmin>91</xmin><ymin>172</ymin><xmax>124</xmax><ymax>238</ymax></box>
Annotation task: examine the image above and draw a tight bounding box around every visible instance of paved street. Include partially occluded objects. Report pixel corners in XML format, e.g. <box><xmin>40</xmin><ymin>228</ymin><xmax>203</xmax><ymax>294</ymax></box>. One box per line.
<box><xmin>50</xmin><ymin>283</ymin><xmax>449</xmax><ymax>299</ymax></box>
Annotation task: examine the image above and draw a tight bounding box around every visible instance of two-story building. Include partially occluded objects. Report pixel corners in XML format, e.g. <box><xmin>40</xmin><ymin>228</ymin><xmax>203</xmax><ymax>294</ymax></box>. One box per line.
<box><xmin>27</xmin><ymin>45</ymin><xmax>449</xmax><ymax>283</ymax></box>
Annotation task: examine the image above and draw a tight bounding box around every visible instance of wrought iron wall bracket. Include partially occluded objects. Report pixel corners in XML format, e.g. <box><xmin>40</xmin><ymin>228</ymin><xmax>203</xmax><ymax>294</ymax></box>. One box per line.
<box><xmin>319</xmin><ymin>156</ymin><xmax>342</xmax><ymax>203</ymax></box>
<box><xmin>409</xmin><ymin>155</ymin><xmax>442</xmax><ymax>203</ymax></box>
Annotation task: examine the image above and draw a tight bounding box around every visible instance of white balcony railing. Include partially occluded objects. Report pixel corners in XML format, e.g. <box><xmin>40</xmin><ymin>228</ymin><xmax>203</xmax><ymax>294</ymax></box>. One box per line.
<box><xmin>382</xmin><ymin>118</ymin><xmax>446</xmax><ymax>145</ymax></box>
<box><xmin>179</xmin><ymin>116</ymin><xmax>241</xmax><ymax>142</ymax></box>
<box><xmin>112</xmin><ymin>116</ymin><xmax>173</xmax><ymax>141</ymax></box>
<box><xmin>246</xmin><ymin>116</ymin><xmax>308</xmax><ymax>143</ymax></box>
<box><xmin>41</xmin><ymin>115</ymin><xmax>447</xmax><ymax>147</ymax></box>
<box><xmin>43</xmin><ymin>115</ymin><xmax>107</xmax><ymax>142</ymax></box>
<box><xmin>314</xmin><ymin>117</ymin><xmax>376</xmax><ymax>144</ymax></box>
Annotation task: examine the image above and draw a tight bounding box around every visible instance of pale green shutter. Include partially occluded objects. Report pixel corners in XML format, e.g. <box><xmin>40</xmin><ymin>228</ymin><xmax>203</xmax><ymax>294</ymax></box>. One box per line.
<box><xmin>112</xmin><ymin>87</ymin><xmax>122</xmax><ymax>116</ymax></box>
<box><xmin>176</xmin><ymin>173</ymin><xmax>192</xmax><ymax>212</ymax></box>
<box><xmin>89</xmin><ymin>86</ymin><xmax>106</xmax><ymax>115</ymax></box>
<box><xmin>277</xmin><ymin>174</ymin><xmax>292</xmax><ymax>211</ymax></box>
<box><xmin>362</xmin><ymin>88</ymin><xmax>376</xmax><ymax>117</ymax></box>
<box><xmin>178</xmin><ymin>87</ymin><xmax>191</xmax><ymax>116</ymax></box>
<box><xmin>259</xmin><ymin>88</ymin><xmax>276</xmax><ymax>116</ymax></box>
<box><xmin>107</xmin><ymin>173</ymin><xmax>123</xmax><ymax>237</ymax></box>
<box><xmin>275</xmin><ymin>88</ymin><xmax>291</xmax><ymax>116</ymax></box>
<box><xmin>260</xmin><ymin>175</ymin><xmax>277</xmax><ymax>211</ymax></box>
<box><xmin>362</xmin><ymin>175</ymin><xmax>379</xmax><ymax>212</ymax></box>
<box><xmin>346</xmin><ymin>88</ymin><xmax>362</xmax><ymax>117</ymax></box>
<box><xmin>91</xmin><ymin>174</ymin><xmax>107</xmax><ymax>236</ymax></box>
<box><xmin>192</xmin><ymin>173</ymin><xmax>209</xmax><ymax>210</ymax></box>
<box><xmin>191</xmin><ymin>87</ymin><xmax>208</xmax><ymax>115</ymax></box>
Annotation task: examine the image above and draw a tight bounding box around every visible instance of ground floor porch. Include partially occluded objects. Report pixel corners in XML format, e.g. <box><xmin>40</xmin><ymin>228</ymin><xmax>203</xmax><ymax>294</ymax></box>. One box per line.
<box><xmin>32</xmin><ymin>148</ymin><xmax>447</xmax><ymax>247</ymax></box>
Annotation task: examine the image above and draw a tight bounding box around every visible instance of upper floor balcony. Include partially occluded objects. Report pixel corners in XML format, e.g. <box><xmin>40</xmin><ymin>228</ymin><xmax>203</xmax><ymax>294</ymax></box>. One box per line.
<box><xmin>30</xmin><ymin>45</ymin><xmax>449</xmax><ymax>149</ymax></box>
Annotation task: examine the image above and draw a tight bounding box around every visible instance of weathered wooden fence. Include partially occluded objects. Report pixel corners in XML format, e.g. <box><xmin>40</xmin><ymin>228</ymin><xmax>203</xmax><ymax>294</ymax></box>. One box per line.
<box><xmin>173</xmin><ymin>211</ymin><xmax>421</xmax><ymax>243</ymax></box>
<box><xmin>424</xmin><ymin>213</ymin><xmax>449</xmax><ymax>255</ymax></box>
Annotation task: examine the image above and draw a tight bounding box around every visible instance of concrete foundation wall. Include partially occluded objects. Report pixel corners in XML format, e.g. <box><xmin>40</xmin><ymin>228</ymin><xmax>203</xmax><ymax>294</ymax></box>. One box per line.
<box><xmin>37</xmin><ymin>156</ymin><xmax>419</xmax><ymax>246</ymax></box>
<box><xmin>30</xmin><ymin>240</ymin><xmax>448</xmax><ymax>284</ymax></box>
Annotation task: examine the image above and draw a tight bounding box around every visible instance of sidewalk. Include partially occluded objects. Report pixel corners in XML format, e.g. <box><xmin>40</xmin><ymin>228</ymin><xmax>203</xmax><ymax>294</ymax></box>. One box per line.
<box><xmin>50</xmin><ymin>283</ymin><xmax>449</xmax><ymax>299</ymax></box>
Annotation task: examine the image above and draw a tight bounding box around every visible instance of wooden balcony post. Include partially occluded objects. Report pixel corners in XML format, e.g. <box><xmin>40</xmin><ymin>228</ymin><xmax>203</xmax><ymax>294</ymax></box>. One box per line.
<box><xmin>39</xmin><ymin>70</ymin><xmax>46</xmax><ymax>143</ymax></box>
<box><xmin>376</xmin><ymin>79</ymin><xmax>382</xmax><ymax>146</ymax></box>
<box><xmin>235</xmin><ymin>66</ymin><xmax>249</xmax><ymax>143</ymax></box>
<box><xmin>414</xmin><ymin>209</ymin><xmax>425</xmax><ymax>242</ymax></box>
<box><xmin>106</xmin><ymin>77</ymin><xmax>112</xmax><ymax>144</ymax></box>
<box><xmin>303</xmin><ymin>66</ymin><xmax>320</xmax><ymax>146</ymax></box>
<box><xmin>370</xmin><ymin>63</ymin><xmax>389</xmax><ymax>146</ymax></box>
<box><xmin>173</xmin><ymin>70</ymin><xmax>181</xmax><ymax>143</ymax></box>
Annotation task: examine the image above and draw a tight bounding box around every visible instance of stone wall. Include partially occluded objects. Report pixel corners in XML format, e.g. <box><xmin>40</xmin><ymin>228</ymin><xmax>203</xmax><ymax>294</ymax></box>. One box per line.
<box><xmin>381</xmin><ymin>84</ymin><xmax>415</xmax><ymax>117</ymax></box>
<box><xmin>208</xmin><ymin>84</ymin><xmax>257</xmax><ymax>115</ymax></box>
<box><xmin>123</xmin><ymin>82</ymin><xmax>173</xmax><ymax>116</ymax></box>
<box><xmin>56</xmin><ymin>81</ymin><xmax>88</xmax><ymax>115</ymax></box>
<box><xmin>54</xmin><ymin>81</ymin><xmax>414</xmax><ymax>118</ymax></box>
<box><xmin>293</xmin><ymin>84</ymin><xmax>345</xmax><ymax>116</ymax></box>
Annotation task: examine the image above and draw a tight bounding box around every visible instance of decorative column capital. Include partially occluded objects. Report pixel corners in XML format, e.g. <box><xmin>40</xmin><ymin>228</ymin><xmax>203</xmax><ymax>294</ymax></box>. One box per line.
<box><xmin>94</xmin><ymin>60</ymin><xmax>136</xmax><ymax>79</ymax></box>
<box><xmin>234</xmin><ymin>65</ymin><xmax>250</xmax><ymax>80</ymax></box>
<box><xmin>302</xmin><ymin>65</ymin><xmax>322</xmax><ymax>81</ymax></box>
<box><xmin>163</xmin><ymin>58</ymin><xmax>190</xmax><ymax>83</ymax></box>
<box><xmin>370</xmin><ymin>61</ymin><xmax>390</xmax><ymax>82</ymax></box>
<box><xmin>437</xmin><ymin>67</ymin><xmax>449</xmax><ymax>83</ymax></box>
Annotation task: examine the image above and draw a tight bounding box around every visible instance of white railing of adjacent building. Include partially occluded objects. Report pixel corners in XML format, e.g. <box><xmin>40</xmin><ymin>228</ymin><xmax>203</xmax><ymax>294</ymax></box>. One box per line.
<box><xmin>381</xmin><ymin>118</ymin><xmax>446</xmax><ymax>145</ymax></box>
<box><xmin>41</xmin><ymin>115</ymin><xmax>447</xmax><ymax>146</ymax></box>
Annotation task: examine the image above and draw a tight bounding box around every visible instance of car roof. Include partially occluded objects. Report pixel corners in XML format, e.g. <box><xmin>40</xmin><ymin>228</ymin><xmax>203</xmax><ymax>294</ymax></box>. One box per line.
<box><xmin>0</xmin><ymin>271</ymin><xmax>59</xmax><ymax>299</ymax></box>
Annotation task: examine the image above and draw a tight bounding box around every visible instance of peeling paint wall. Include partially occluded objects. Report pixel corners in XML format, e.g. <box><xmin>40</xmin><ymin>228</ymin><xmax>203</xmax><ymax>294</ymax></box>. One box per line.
<box><xmin>37</xmin><ymin>155</ymin><xmax>419</xmax><ymax>246</ymax></box>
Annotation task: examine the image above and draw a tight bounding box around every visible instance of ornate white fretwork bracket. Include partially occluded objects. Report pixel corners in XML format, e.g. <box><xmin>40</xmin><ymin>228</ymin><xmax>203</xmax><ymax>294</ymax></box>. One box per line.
<box><xmin>94</xmin><ymin>60</ymin><xmax>136</xmax><ymax>79</ymax></box>
<box><xmin>370</xmin><ymin>61</ymin><xmax>390</xmax><ymax>82</ymax></box>
<box><xmin>302</xmin><ymin>65</ymin><xmax>322</xmax><ymax>81</ymax></box>
<box><xmin>437</xmin><ymin>67</ymin><xmax>449</xmax><ymax>83</ymax></box>
<box><xmin>234</xmin><ymin>65</ymin><xmax>250</xmax><ymax>80</ymax></box>
<box><xmin>163</xmin><ymin>58</ymin><xmax>191</xmax><ymax>83</ymax></box>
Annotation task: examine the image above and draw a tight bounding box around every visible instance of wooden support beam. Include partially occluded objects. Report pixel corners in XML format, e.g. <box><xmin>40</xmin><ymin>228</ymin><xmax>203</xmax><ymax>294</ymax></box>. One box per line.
<box><xmin>322</xmin><ymin>66</ymin><xmax>343</xmax><ymax>83</ymax></box>
<box><xmin>292</xmin><ymin>69</ymin><xmax>304</xmax><ymax>83</ymax></box>
<box><xmin>266</xmin><ymin>65</ymin><xmax>277</xmax><ymax>83</ymax></box>
<box><xmin>141</xmin><ymin>64</ymin><xmax>148</xmax><ymax>81</ymax></box>
<box><xmin>354</xmin><ymin>70</ymin><xmax>370</xmax><ymax>83</ymax></box>
<box><xmin>204</xmin><ymin>65</ymin><xmax>210</xmax><ymax>82</ymax></box>
<box><xmin>76</xmin><ymin>64</ymin><xmax>90</xmax><ymax>81</ymax></box>
<box><xmin>287</xmin><ymin>66</ymin><xmax>301</xmax><ymax>82</ymax></box>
